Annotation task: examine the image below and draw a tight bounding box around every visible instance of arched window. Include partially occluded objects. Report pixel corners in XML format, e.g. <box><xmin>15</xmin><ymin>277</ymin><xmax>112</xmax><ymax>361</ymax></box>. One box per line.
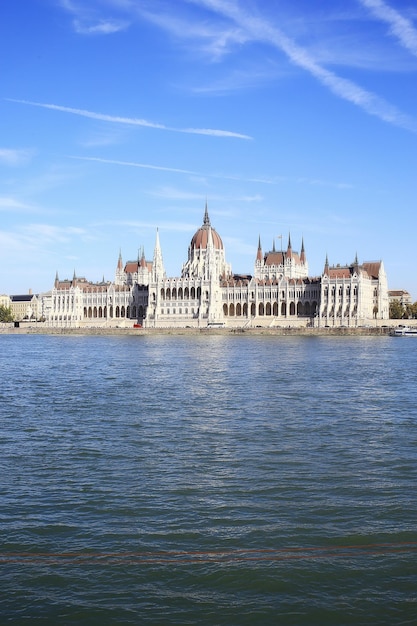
<box><xmin>178</xmin><ymin>288</ymin><xmax>183</xmax><ymax>299</ymax></box>
<box><xmin>290</xmin><ymin>302</ymin><xmax>295</xmax><ymax>315</ymax></box>
<box><xmin>243</xmin><ymin>303</ymin><xmax>248</xmax><ymax>316</ymax></box>
<box><xmin>281</xmin><ymin>302</ymin><xmax>286</xmax><ymax>316</ymax></box>
<box><xmin>160</xmin><ymin>288</ymin><xmax>165</xmax><ymax>299</ymax></box>
<box><xmin>229</xmin><ymin>303</ymin><xmax>235</xmax><ymax>316</ymax></box>
<box><xmin>297</xmin><ymin>302</ymin><xmax>303</xmax><ymax>316</ymax></box>
<box><xmin>236</xmin><ymin>303</ymin><xmax>241</xmax><ymax>316</ymax></box>
<box><xmin>166</xmin><ymin>288</ymin><xmax>171</xmax><ymax>300</ymax></box>
<box><xmin>197</xmin><ymin>287</ymin><xmax>201</xmax><ymax>299</ymax></box>
<box><xmin>251</xmin><ymin>303</ymin><xmax>256</xmax><ymax>316</ymax></box>
<box><xmin>184</xmin><ymin>287</ymin><xmax>189</xmax><ymax>298</ymax></box>
<box><xmin>273</xmin><ymin>302</ymin><xmax>278</xmax><ymax>316</ymax></box>
<box><xmin>266</xmin><ymin>302</ymin><xmax>271</xmax><ymax>316</ymax></box>
<box><xmin>223</xmin><ymin>304</ymin><xmax>228</xmax><ymax>316</ymax></box>
<box><xmin>259</xmin><ymin>303</ymin><xmax>264</xmax><ymax>316</ymax></box>
<box><xmin>172</xmin><ymin>288</ymin><xmax>177</xmax><ymax>299</ymax></box>
<box><xmin>191</xmin><ymin>287</ymin><xmax>195</xmax><ymax>299</ymax></box>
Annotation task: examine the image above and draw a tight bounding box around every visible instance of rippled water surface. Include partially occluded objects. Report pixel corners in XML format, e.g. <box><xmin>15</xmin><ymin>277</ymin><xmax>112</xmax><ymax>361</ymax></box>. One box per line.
<box><xmin>1</xmin><ymin>334</ymin><xmax>416</xmax><ymax>624</ymax></box>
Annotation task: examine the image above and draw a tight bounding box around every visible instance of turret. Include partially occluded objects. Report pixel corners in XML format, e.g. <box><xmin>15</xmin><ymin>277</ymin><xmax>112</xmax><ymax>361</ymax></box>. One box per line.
<box><xmin>256</xmin><ymin>235</ymin><xmax>263</xmax><ymax>262</ymax></box>
<box><xmin>324</xmin><ymin>254</ymin><xmax>329</xmax><ymax>276</ymax></box>
<box><xmin>286</xmin><ymin>233</ymin><xmax>292</xmax><ymax>258</ymax></box>
<box><xmin>152</xmin><ymin>228</ymin><xmax>166</xmax><ymax>282</ymax></box>
<box><xmin>300</xmin><ymin>238</ymin><xmax>306</xmax><ymax>264</ymax></box>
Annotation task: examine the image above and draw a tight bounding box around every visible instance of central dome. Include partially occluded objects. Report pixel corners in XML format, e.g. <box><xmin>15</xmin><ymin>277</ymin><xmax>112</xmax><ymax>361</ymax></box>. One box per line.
<box><xmin>190</xmin><ymin>205</ymin><xmax>223</xmax><ymax>250</ymax></box>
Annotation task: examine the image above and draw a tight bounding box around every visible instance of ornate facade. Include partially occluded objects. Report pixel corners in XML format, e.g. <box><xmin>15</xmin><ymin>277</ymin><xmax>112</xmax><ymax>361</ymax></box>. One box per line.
<box><xmin>46</xmin><ymin>205</ymin><xmax>389</xmax><ymax>327</ymax></box>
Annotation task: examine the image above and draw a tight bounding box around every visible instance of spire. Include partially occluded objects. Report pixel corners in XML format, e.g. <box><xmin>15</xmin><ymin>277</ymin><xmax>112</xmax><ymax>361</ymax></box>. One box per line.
<box><xmin>256</xmin><ymin>235</ymin><xmax>263</xmax><ymax>262</ymax></box>
<box><xmin>353</xmin><ymin>252</ymin><xmax>359</xmax><ymax>273</ymax></box>
<box><xmin>300</xmin><ymin>237</ymin><xmax>306</xmax><ymax>264</ymax></box>
<box><xmin>324</xmin><ymin>253</ymin><xmax>329</xmax><ymax>275</ymax></box>
<box><xmin>286</xmin><ymin>233</ymin><xmax>292</xmax><ymax>258</ymax></box>
<box><xmin>152</xmin><ymin>228</ymin><xmax>165</xmax><ymax>282</ymax></box>
<box><xmin>272</xmin><ymin>238</ymin><xmax>276</xmax><ymax>253</ymax></box>
<box><xmin>203</xmin><ymin>201</ymin><xmax>210</xmax><ymax>226</ymax></box>
<box><xmin>54</xmin><ymin>270</ymin><xmax>59</xmax><ymax>288</ymax></box>
<box><xmin>117</xmin><ymin>249</ymin><xmax>123</xmax><ymax>270</ymax></box>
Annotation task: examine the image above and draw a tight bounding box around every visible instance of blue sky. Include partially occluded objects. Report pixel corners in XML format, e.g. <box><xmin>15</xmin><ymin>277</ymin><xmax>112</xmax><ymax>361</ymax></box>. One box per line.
<box><xmin>1</xmin><ymin>0</ymin><xmax>417</xmax><ymax>299</ymax></box>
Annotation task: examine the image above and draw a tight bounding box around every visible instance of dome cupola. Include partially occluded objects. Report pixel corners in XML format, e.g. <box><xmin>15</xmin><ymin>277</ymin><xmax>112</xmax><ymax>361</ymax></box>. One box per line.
<box><xmin>190</xmin><ymin>203</ymin><xmax>223</xmax><ymax>250</ymax></box>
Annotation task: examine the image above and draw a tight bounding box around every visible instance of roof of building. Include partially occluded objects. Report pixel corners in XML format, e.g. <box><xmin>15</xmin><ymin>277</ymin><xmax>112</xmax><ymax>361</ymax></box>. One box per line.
<box><xmin>324</xmin><ymin>260</ymin><xmax>382</xmax><ymax>280</ymax></box>
<box><xmin>362</xmin><ymin>261</ymin><xmax>382</xmax><ymax>280</ymax></box>
<box><xmin>264</xmin><ymin>250</ymin><xmax>302</xmax><ymax>266</ymax></box>
<box><xmin>10</xmin><ymin>294</ymin><xmax>37</xmax><ymax>302</ymax></box>
<box><xmin>190</xmin><ymin>204</ymin><xmax>223</xmax><ymax>250</ymax></box>
<box><xmin>388</xmin><ymin>289</ymin><xmax>410</xmax><ymax>296</ymax></box>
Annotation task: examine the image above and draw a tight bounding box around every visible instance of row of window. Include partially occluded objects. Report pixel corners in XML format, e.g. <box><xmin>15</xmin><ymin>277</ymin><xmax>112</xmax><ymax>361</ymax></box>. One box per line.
<box><xmin>159</xmin><ymin>287</ymin><xmax>208</xmax><ymax>300</ymax></box>
<box><xmin>223</xmin><ymin>302</ymin><xmax>318</xmax><ymax>317</ymax></box>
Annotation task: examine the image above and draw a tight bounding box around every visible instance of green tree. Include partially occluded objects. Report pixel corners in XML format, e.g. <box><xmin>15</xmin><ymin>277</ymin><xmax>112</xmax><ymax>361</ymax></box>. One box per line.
<box><xmin>389</xmin><ymin>299</ymin><xmax>405</xmax><ymax>319</ymax></box>
<box><xmin>0</xmin><ymin>305</ymin><xmax>14</xmax><ymax>322</ymax></box>
<box><xmin>403</xmin><ymin>302</ymin><xmax>417</xmax><ymax>320</ymax></box>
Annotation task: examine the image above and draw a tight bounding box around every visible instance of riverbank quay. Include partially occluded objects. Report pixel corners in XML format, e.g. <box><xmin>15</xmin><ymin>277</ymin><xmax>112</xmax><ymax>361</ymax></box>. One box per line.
<box><xmin>0</xmin><ymin>323</ymin><xmax>397</xmax><ymax>337</ymax></box>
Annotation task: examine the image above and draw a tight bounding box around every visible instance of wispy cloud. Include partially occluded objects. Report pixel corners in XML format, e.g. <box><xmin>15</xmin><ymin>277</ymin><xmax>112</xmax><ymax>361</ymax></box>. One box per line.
<box><xmin>0</xmin><ymin>197</ymin><xmax>38</xmax><ymax>213</ymax></box>
<box><xmin>100</xmin><ymin>219</ymin><xmax>199</xmax><ymax>234</ymax></box>
<box><xmin>70</xmin><ymin>155</ymin><xmax>352</xmax><ymax>189</ymax></box>
<box><xmin>59</xmin><ymin>0</ymin><xmax>129</xmax><ymax>35</ymax></box>
<box><xmin>0</xmin><ymin>224</ymin><xmax>89</xmax><ymax>261</ymax></box>
<box><xmin>148</xmin><ymin>186</ymin><xmax>263</xmax><ymax>203</ymax></box>
<box><xmin>71</xmin><ymin>156</ymin><xmax>200</xmax><ymax>176</ymax></box>
<box><xmin>6</xmin><ymin>99</ymin><xmax>251</xmax><ymax>139</ymax></box>
<box><xmin>0</xmin><ymin>148</ymin><xmax>34</xmax><ymax>166</ymax></box>
<box><xmin>358</xmin><ymin>0</ymin><xmax>417</xmax><ymax>57</ymax></box>
<box><xmin>73</xmin><ymin>18</ymin><xmax>128</xmax><ymax>35</ymax></box>
<box><xmin>26</xmin><ymin>224</ymin><xmax>88</xmax><ymax>243</ymax></box>
<box><xmin>184</xmin><ymin>0</ymin><xmax>417</xmax><ymax>132</ymax></box>
<box><xmin>135</xmin><ymin>6</ymin><xmax>249</xmax><ymax>61</ymax></box>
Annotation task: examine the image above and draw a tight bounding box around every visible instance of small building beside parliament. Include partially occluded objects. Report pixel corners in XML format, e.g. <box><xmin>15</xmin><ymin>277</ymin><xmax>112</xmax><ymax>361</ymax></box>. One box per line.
<box><xmin>46</xmin><ymin>205</ymin><xmax>389</xmax><ymax>328</ymax></box>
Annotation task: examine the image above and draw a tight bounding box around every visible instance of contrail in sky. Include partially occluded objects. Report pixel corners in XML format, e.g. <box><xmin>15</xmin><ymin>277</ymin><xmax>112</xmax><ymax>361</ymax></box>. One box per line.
<box><xmin>6</xmin><ymin>98</ymin><xmax>252</xmax><ymax>140</ymax></box>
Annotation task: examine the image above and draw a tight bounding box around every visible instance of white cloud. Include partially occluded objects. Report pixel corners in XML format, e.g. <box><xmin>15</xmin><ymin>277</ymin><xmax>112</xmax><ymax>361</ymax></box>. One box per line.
<box><xmin>358</xmin><ymin>0</ymin><xmax>417</xmax><ymax>58</ymax></box>
<box><xmin>166</xmin><ymin>0</ymin><xmax>417</xmax><ymax>132</ymax></box>
<box><xmin>0</xmin><ymin>197</ymin><xmax>38</xmax><ymax>212</ymax></box>
<box><xmin>7</xmin><ymin>99</ymin><xmax>251</xmax><ymax>140</ymax></box>
<box><xmin>0</xmin><ymin>148</ymin><xmax>33</xmax><ymax>166</ymax></box>
<box><xmin>25</xmin><ymin>224</ymin><xmax>88</xmax><ymax>243</ymax></box>
<box><xmin>59</xmin><ymin>0</ymin><xmax>129</xmax><ymax>35</ymax></box>
<box><xmin>69</xmin><ymin>155</ymin><xmax>353</xmax><ymax>190</ymax></box>
<box><xmin>73</xmin><ymin>18</ymin><xmax>128</xmax><ymax>34</ymax></box>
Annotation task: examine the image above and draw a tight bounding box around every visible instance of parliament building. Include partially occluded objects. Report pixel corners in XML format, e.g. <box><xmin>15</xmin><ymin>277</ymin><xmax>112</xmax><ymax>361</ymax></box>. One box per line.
<box><xmin>47</xmin><ymin>205</ymin><xmax>389</xmax><ymax>328</ymax></box>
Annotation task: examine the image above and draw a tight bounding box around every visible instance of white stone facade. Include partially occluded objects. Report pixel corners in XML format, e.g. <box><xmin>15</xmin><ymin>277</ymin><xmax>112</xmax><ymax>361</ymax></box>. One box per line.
<box><xmin>45</xmin><ymin>205</ymin><xmax>389</xmax><ymax>328</ymax></box>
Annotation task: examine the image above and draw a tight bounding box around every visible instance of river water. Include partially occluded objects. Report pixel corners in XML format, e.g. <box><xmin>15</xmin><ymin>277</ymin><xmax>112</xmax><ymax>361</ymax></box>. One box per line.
<box><xmin>1</xmin><ymin>334</ymin><xmax>416</xmax><ymax>624</ymax></box>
